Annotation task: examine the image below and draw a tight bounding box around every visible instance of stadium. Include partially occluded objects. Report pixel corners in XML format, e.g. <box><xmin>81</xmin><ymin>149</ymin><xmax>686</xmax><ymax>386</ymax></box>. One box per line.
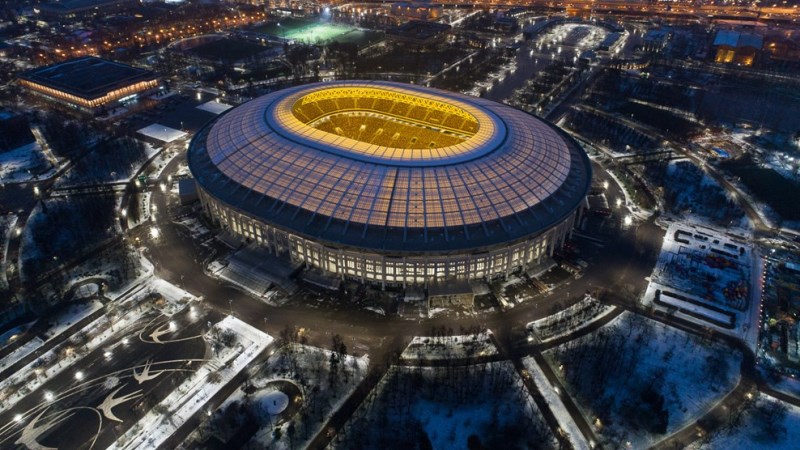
<box><xmin>188</xmin><ymin>81</ymin><xmax>591</xmax><ymax>286</ymax></box>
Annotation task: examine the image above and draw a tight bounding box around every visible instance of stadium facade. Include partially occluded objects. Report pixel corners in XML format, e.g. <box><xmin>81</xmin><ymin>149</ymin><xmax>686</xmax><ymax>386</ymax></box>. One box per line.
<box><xmin>18</xmin><ymin>57</ymin><xmax>159</xmax><ymax>114</ymax></box>
<box><xmin>188</xmin><ymin>81</ymin><xmax>591</xmax><ymax>286</ymax></box>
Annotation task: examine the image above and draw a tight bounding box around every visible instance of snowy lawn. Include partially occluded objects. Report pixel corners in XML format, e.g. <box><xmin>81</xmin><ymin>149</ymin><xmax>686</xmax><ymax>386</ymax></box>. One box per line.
<box><xmin>0</xmin><ymin>142</ymin><xmax>54</xmax><ymax>183</ymax></box>
<box><xmin>19</xmin><ymin>195</ymin><xmax>118</xmax><ymax>281</ymax></box>
<box><xmin>528</xmin><ymin>295</ymin><xmax>616</xmax><ymax>343</ymax></box>
<box><xmin>522</xmin><ymin>356</ymin><xmax>590</xmax><ymax>450</ymax></box>
<box><xmin>0</xmin><ymin>214</ymin><xmax>17</xmax><ymax>290</ymax></box>
<box><xmin>333</xmin><ymin>361</ymin><xmax>557</xmax><ymax>450</ymax></box>
<box><xmin>0</xmin><ymin>337</ymin><xmax>43</xmax><ymax>374</ymax></box>
<box><xmin>401</xmin><ymin>331</ymin><xmax>498</xmax><ymax>360</ymax></box>
<box><xmin>661</xmin><ymin>160</ymin><xmax>746</xmax><ymax>228</ymax></box>
<box><xmin>42</xmin><ymin>299</ymin><xmax>104</xmax><ymax>339</ymax></box>
<box><xmin>688</xmin><ymin>394</ymin><xmax>800</xmax><ymax>450</ymax></box>
<box><xmin>546</xmin><ymin>311</ymin><xmax>742</xmax><ymax>449</ymax></box>
<box><xmin>248</xmin><ymin>343</ymin><xmax>368</xmax><ymax>449</ymax></box>
<box><xmin>0</xmin><ymin>300</ymin><xmax>101</xmax><ymax>375</ymax></box>
<box><xmin>54</xmin><ymin>139</ymin><xmax>157</xmax><ymax>187</ymax></box>
<box><xmin>179</xmin><ymin>342</ymin><xmax>368</xmax><ymax>450</ymax></box>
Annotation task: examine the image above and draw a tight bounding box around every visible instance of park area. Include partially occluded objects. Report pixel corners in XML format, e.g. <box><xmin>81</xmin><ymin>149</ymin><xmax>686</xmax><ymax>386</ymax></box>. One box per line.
<box><xmin>252</xmin><ymin>19</ymin><xmax>382</xmax><ymax>48</ymax></box>
<box><xmin>179</xmin><ymin>338</ymin><xmax>368</xmax><ymax>450</ymax></box>
<box><xmin>333</xmin><ymin>361</ymin><xmax>557</xmax><ymax>449</ymax></box>
<box><xmin>688</xmin><ymin>394</ymin><xmax>800</xmax><ymax>450</ymax></box>
<box><xmin>721</xmin><ymin>155</ymin><xmax>800</xmax><ymax>222</ymax></box>
<box><xmin>546</xmin><ymin>311</ymin><xmax>742</xmax><ymax>449</ymax></box>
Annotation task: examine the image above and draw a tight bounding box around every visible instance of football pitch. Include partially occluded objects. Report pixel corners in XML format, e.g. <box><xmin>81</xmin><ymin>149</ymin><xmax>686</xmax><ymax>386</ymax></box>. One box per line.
<box><xmin>254</xmin><ymin>20</ymin><xmax>382</xmax><ymax>47</ymax></box>
<box><xmin>287</xmin><ymin>23</ymin><xmax>354</xmax><ymax>42</ymax></box>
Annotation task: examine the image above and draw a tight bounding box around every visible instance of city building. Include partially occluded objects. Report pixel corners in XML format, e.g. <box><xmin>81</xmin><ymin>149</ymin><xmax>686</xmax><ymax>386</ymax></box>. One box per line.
<box><xmin>188</xmin><ymin>81</ymin><xmax>591</xmax><ymax>287</ymax></box>
<box><xmin>641</xmin><ymin>29</ymin><xmax>672</xmax><ymax>53</ymax></box>
<box><xmin>386</xmin><ymin>20</ymin><xmax>451</xmax><ymax>47</ymax></box>
<box><xmin>18</xmin><ymin>56</ymin><xmax>160</xmax><ymax>114</ymax></box>
<box><xmin>764</xmin><ymin>30</ymin><xmax>800</xmax><ymax>64</ymax></box>
<box><xmin>35</xmin><ymin>0</ymin><xmax>136</xmax><ymax>21</ymax></box>
<box><xmin>389</xmin><ymin>1</ymin><xmax>443</xmax><ymax>21</ymax></box>
<box><xmin>713</xmin><ymin>29</ymin><xmax>763</xmax><ymax>66</ymax></box>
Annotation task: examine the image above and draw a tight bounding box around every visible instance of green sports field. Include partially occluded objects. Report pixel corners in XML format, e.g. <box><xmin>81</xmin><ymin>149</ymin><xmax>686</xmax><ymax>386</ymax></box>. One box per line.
<box><xmin>253</xmin><ymin>19</ymin><xmax>382</xmax><ymax>48</ymax></box>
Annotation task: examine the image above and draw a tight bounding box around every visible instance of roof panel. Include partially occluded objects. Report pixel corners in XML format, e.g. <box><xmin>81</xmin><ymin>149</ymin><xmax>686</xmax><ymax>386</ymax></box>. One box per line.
<box><xmin>189</xmin><ymin>81</ymin><xmax>591</xmax><ymax>251</ymax></box>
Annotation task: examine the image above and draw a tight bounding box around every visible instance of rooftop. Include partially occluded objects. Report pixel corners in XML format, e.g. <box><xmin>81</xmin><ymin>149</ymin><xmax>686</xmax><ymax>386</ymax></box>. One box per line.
<box><xmin>713</xmin><ymin>29</ymin><xmax>763</xmax><ymax>49</ymax></box>
<box><xmin>19</xmin><ymin>56</ymin><xmax>157</xmax><ymax>101</ymax></box>
<box><xmin>189</xmin><ymin>81</ymin><xmax>591</xmax><ymax>253</ymax></box>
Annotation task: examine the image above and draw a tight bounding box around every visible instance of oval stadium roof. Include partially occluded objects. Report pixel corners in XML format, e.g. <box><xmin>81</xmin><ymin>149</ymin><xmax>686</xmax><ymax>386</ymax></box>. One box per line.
<box><xmin>188</xmin><ymin>81</ymin><xmax>591</xmax><ymax>253</ymax></box>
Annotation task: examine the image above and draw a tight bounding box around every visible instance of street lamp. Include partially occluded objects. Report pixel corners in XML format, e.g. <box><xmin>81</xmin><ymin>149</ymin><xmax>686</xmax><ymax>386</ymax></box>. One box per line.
<box><xmin>277</xmin><ymin>22</ymin><xmax>286</xmax><ymax>41</ymax></box>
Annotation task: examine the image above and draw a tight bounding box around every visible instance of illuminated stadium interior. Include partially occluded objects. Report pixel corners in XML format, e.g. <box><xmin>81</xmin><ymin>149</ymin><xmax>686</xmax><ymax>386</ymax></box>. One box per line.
<box><xmin>189</xmin><ymin>81</ymin><xmax>591</xmax><ymax>285</ymax></box>
<box><xmin>292</xmin><ymin>87</ymin><xmax>478</xmax><ymax>150</ymax></box>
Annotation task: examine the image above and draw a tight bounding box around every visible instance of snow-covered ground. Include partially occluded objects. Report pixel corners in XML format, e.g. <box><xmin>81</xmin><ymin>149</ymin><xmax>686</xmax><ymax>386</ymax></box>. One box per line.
<box><xmin>661</xmin><ymin>159</ymin><xmax>750</xmax><ymax>230</ymax></box>
<box><xmin>334</xmin><ymin>361</ymin><xmax>557</xmax><ymax>449</ymax></box>
<box><xmin>763</xmin><ymin>152</ymin><xmax>799</xmax><ymax>184</ymax></box>
<box><xmin>0</xmin><ymin>142</ymin><xmax>55</xmax><ymax>183</ymax></box>
<box><xmin>0</xmin><ymin>321</ymin><xmax>33</xmax><ymax>349</ymax></box>
<box><xmin>546</xmin><ymin>311</ymin><xmax>742</xmax><ymax>449</ymax></box>
<box><xmin>0</xmin><ymin>299</ymin><xmax>102</xmax><ymax>376</ymax></box>
<box><xmin>688</xmin><ymin>394</ymin><xmax>800</xmax><ymax>450</ymax></box>
<box><xmin>42</xmin><ymin>299</ymin><xmax>104</xmax><ymax>339</ymax></box>
<box><xmin>0</xmin><ymin>337</ymin><xmax>43</xmax><ymax>374</ymax></box>
<box><xmin>148</xmin><ymin>148</ymin><xmax>182</xmax><ymax>180</ymax></box>
<box><xmin>0</xmin><ymin>214</ymin><xmax>17</xmax><ymax>290</ymax></box>
<box><xmin>400</xmin><ymin>331</ymin><xmax>498</xmax><ymax>360</ymax></box>
<box><xmin>126</xmin><ymin>191</ymin><xmax>152</xmax><ymax>229</ymax></box>
<box><xmin>110</xmin><ymin>316</ymin><xmax>272</xmax><ymax>450</ymax></box>
<box><xmin>643</xmin><ymin>221</ymin><xmax>759</xmax><ymax>346</ymax></box>
<box><xmin>758</xmin><ymin>362</ymin><xmax>800</xmax><ymax>400</ymax></box>
<box><xmin>54</xmin><ymin>140</ymin><xmax>159</xmax><ymax>188</ymax></box>
<box><xmin>249</xmin><ymin>344</ymin><xmax>368</xmax><ymax>449</ymax></box>
<box><xmin>522</xmin><ymin>356</ymin><xmax>590</xmax><ymax>450</ymax></box>
<box><xmin>180</xmin><ymin>342</ymin><xmax>367</xmax><ymax>450</ymax></box>
<box><xmin>528</xmin><ymin>295</ymin><xmax>617</xmax><ymax>343</ymax></box>
<box><xmin>141</xmin><ymin>277</ymin><xmax>199</xmax><ymax>316</ymax></box>
<box><xmin>173</xmin><ymin>215</ymin><xmax>212</xmax><ymax>239</ymax></box>
<box><xmin>62</xmin><ymin>247</ymin><xmax>153</xmax><ymax>301</ymax></box>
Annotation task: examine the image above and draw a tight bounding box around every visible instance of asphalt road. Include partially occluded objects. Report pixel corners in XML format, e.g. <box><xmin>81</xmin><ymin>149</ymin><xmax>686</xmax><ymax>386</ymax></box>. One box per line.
<box><xmin>0</xmin><ymin>305</ymin><xmax>216</xmax><ymax>450</ymax></box>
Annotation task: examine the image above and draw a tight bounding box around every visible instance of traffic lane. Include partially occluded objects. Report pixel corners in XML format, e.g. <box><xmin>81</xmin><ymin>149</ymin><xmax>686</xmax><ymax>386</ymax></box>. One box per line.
<box><xmin>0</xmin><ymin>307</ymin><xmax>212</xmax><ymax>450</ymax></box>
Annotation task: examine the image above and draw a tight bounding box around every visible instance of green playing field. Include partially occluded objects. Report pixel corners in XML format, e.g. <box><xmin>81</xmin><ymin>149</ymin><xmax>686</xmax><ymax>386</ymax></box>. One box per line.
<box><xmin>254</xmin><ymin>20</ymin><xmax>382</xmax><ymax>47</ymax></box>
<box><xmin>287</xmin><ymin>23</ymin><xmax>354</xmax><ymax>41</ymax></box>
